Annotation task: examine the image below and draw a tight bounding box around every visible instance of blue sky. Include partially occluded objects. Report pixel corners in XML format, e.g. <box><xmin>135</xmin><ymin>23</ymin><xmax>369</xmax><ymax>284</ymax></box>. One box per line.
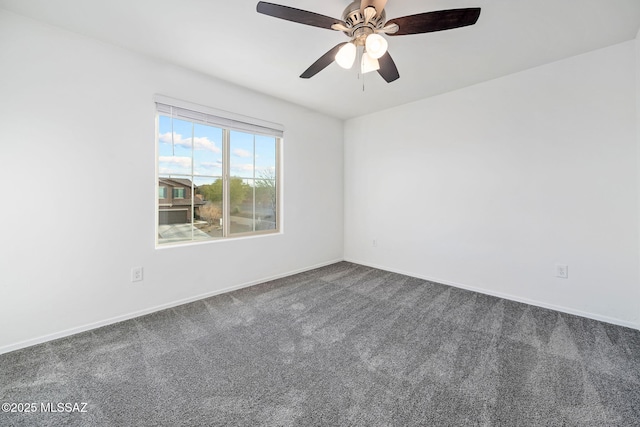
<box><xmin>158</xmin><ymin>115</ymin><xmax>276</xmax><ymax>185</ymax></box>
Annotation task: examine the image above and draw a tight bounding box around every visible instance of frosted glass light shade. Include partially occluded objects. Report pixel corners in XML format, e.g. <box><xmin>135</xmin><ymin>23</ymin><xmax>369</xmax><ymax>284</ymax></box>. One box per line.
<box><xmin>365</xmin><ymin>34</ymin><xmax>388</xmax><ymax>59</ymax></box>
<box><xmin>335</xmin><ymin>43</ymin><xmax>356</xmax><ymax>69</ymax></box>
<box><xmin>361</xmin><ymin>52</ymin><xmax>380</xmax><ymax>74</ymax></box>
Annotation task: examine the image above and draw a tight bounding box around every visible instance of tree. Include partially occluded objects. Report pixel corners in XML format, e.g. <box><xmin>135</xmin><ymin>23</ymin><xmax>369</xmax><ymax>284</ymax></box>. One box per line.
<box><xmin>197</xmin><ymin>179</ymin><xmax>223</xmax><ymax>203</ymax></box>
<box><xmin>196</xmin><ymin>177</ymin><xmax>249</xmax><ymax>209</ymax></box>
<box><xmin>229</xmin><ymin>177</ymin><xmax>250</xmax><ymax>209</ymax></box>
<box><xmin>199</xmin><ymin>202</ymin><xmax>222</xmax><ymax>227</ymax></box>
<box><xmin>255</xmin><ymin>169</ymin><xmax>277</xmax><ymax>216</ymax></box>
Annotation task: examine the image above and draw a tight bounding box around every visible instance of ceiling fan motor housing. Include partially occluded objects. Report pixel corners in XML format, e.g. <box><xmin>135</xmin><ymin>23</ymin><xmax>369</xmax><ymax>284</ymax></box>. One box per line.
<box><xmin>341</xmin><ymin>0</ymin><xmax>386</xmax><ymax>44</ymax></box>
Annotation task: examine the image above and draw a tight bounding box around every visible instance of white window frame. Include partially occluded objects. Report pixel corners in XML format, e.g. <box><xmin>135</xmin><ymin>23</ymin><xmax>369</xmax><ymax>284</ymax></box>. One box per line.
<box><xmin>154</xmin><ymin>95</ymin><xmax>283</xmax><ymax>247</ymax></box>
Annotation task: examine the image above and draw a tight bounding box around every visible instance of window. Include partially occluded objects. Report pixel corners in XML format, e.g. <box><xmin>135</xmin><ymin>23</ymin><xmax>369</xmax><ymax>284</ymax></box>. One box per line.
<box><xmin>172</xmin><ymin>188</ymin><xmax>185</xmax><ymax>199</ymax></box>
<box><xmin>155</xmin><ymin>96</ymin><xmax>282</xmax><ymax>246</ymax></box>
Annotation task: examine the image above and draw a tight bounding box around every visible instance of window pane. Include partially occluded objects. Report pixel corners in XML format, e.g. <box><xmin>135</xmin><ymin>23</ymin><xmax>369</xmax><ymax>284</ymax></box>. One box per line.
<box><xmin>229</xmin><ymin>178</ymin><xmax>276</xmax><ymax>234</ymax></box>
<box><xmin>229</xmin><ymin>178</ymin><xmax>253</xmax><ymax>234</ymax></box>
<box><xmin>193</xmin><ymin>123</ymin><xmax>223</xmax><ymax>177</ymax></box>
<box><xmin>158</xmin><ymin>176</ymin><xmax>195</xmax><ymax>245</ymax></box>
<box><xmin>158</xmin><ymin>116</ymin><xmax>194</xmax><ymax>175</ymax></box>
<box><xmin>255</xmin><ymin>135</ymin><xmax>277</xmax><ymax>231</ymax></box>
<box><xmin>255</xmin><ymin>179</ymin><xmax>277</xmax><ymax>231</ymax></box>
<box><xmin>255</xmin><ymin>135</ymin><xmax>277</xmax><ymax>178</ymax></box>
<box><xmin>230</xmin><ymin>130</ymin><xmax>254</xmax><ymax>178</ymax></box>
<box><xmin>194</xmin><ymin>176</ymin><xmax>223</xmax><ymax>239</ymax></box>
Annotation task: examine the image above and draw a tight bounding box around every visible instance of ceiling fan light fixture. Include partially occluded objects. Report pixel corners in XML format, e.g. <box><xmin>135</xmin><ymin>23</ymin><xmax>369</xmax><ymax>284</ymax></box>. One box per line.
<box><xmin>335</xmin><ymin>42</ymin><xmax>357</xmax><ymax>69</ymax></box>
<box><xmin>365</xmin><ymin>33</ymin><xmax>388</xmax><ymax>59</ymax></box>
<box><xmin>256</xmin><ymin>1</ymin><xmax>482</xmax><ymax>83</ymax></box>
<box><xmin>361</xmin><ymin>51</ymin><xmax>380</xmax><ymax>73</ymax></box>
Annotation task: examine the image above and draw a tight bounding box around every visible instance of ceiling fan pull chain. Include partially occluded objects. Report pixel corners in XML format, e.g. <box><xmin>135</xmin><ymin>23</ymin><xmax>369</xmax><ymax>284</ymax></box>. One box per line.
<box><xmin>362</xmin><ymin>66</ymin><xmax>366</xmax><ymax>92</ymax></box>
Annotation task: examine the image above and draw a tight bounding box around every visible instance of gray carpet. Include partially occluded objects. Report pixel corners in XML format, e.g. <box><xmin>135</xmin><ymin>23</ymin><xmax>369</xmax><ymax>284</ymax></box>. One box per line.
<box><xmin>2</xmin><ymin>262</ymin><xmax>640</xmax><ymax>426</ymax></box>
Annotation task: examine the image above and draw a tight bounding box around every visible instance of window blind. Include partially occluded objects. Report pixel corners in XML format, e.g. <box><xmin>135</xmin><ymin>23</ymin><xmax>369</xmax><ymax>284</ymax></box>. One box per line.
<box><xmin>154</xmin><ymin>95</ymin><xmax>284</xmax><ymax>138</ymax></box>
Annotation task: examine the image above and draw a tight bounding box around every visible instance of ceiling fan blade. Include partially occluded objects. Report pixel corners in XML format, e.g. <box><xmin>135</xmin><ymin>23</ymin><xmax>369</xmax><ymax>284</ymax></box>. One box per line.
<box><xmin>360</xmin><ymin>0</ymin><xmax>387</xmax><ymax>16</ymax></box>
<box><xmin>377</xmin><ymin>51</ymin><xmax>399</xmax><ymax>83</ymax></box>
<box><xmin>300</xmin><ymin>43</ymin><xmax>348</xmax><ymax>79</ymax></box>
<box><xmin>387</xmin><ymin>8</ymin><xmax>481</xmax><ymax>36</ymax></box>
<box><xmin>257</xmin><ymin>2</ymin><xmax>344</xmax><ymax>30</ymax></box>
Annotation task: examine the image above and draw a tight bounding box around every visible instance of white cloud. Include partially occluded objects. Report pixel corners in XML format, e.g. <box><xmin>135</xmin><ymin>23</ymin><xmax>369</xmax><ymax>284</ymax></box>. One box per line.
<box><xmin>199</xmin><ymin>160</ymin><xmax>223</xmax><ymax>169</ymax></box>
<box><xmin>193</xmin><ymin>136</ymin><xmax>221</xmax><ymax>153</ymax></box>
<box><xmin>159</xmin><ymin>132</ymin><xmax>221</xmax><ymax>153</ymax></box>
<box><xmin>233</xmin><ymin>148</ymin><xmax>252</xmax><ymax>158</ymax></box>
<box><xmin>159</xmin><ymin>156</ymin><xmax>191</xmax><ymax>168</ymax></box>
<box><xmin>159</xmin><ymin>156</ymin><xmax>192</xmax><ymax>174</ymax></box>
<box><xmin>196</xmin><ymin>161</ymin><xmax>223</xmax><ymax>176</ymax></box>
<box><xmin>230</xmin><ymin>163</ymin><xmax>254</xmax><ymax>173</ymax></box>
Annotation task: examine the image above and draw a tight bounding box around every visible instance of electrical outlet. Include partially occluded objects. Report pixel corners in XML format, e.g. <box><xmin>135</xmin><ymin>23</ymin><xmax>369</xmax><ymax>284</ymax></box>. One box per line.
<box><xmin>556</xmin><ymin>264</ymin><xmax>568</xmax><ymax>279</ymax></box>
<box><xmin>131</xmin><ymin>266</ymin><xmax>143</xmax><ymax>282</ymax></box>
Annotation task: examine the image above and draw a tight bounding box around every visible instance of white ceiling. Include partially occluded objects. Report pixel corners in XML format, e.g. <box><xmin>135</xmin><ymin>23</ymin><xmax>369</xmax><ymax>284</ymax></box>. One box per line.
<box><xmin>2</xmin><ymin>0</ymin><xmax>640</xmax><ymax>119</ymax></box>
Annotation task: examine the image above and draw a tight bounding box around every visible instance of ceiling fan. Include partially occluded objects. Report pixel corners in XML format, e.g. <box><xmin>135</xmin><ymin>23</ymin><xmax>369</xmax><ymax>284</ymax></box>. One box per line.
<box><xmin>256</xmin><ymin>0</ymin><xmax>481</xmax><ymax>83</ymax></box>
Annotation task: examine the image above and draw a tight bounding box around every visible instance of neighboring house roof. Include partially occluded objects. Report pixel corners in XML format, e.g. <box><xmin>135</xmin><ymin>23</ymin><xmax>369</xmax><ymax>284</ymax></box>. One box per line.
<box><xmin>159</xmin><ymin>177</ymin><xmax>193</xmax><ymax>188</ymax></box>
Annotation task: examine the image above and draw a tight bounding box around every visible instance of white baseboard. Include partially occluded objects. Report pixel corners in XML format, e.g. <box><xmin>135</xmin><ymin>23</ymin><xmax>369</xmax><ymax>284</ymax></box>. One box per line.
<box><xmin>4</xmin><ymin>256</ymin><xmax>636</xmax><ymax>355</ymax></box>
<box><xmin>0</xmin><ymin>258</ymin><xmax>343</xmax><ymax>355</ymax></box>
<box><xmin>344</xmin><ymin>257</ymin><xmax>640</xmax><ymax>331</ymax></box>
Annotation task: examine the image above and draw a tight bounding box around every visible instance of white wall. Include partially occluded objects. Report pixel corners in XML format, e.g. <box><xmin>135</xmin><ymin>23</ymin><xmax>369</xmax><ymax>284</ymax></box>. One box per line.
<box><xmin>0</xmin><ymin>9</ymin><xmax>344</xmax><ymax>353</ymax></box>
<box><xmin>345</xmin><ymin>41</ymin><xmax>640</xmax><ymax>328</ymax></box>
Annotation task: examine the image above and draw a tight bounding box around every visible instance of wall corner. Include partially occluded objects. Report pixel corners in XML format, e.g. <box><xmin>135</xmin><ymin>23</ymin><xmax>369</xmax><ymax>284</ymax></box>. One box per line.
<box><xmin>636</xmin><ymin>28</ymin><xmax>640</xmax><ymax>330</ymax></box>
